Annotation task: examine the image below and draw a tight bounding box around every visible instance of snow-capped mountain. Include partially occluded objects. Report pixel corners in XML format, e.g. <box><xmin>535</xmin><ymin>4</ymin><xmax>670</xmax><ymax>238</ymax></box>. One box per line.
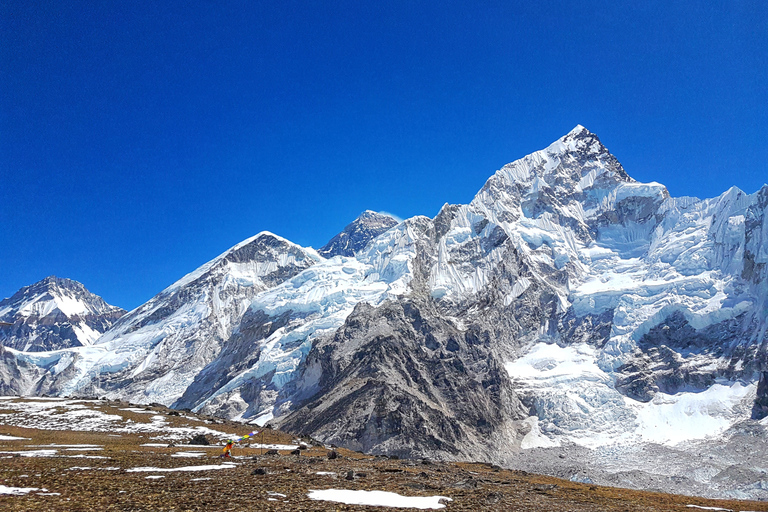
<box><xmin>12</xmin><ymin>232</ymin><xmax>323</xmax><ymax>402</ymax></box>
<box><xmin>0</xmin><ymin>276</ymin><xmax>125</xmax><ymax>352</ymax></box>
<box><xmin>2</xmin><ymin>126</ymin><xmax>767</xmax><ymax>499</ymax></box>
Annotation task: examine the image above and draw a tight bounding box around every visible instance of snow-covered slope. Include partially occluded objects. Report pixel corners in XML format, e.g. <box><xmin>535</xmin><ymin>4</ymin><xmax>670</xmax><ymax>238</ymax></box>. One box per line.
<box><xmin>4</xmin><ymin>233</ymin><xmax>321</xmax><ymax>405</ymax></box>
<box><xmin>3</xmin><ymin>126</ymin><xmax>767</xmax><ymax>499</ymax></box>
<box><xmin>0</xmin><ymin>276</ymin><xmax>125</xmax><ymax>352</ymax></box>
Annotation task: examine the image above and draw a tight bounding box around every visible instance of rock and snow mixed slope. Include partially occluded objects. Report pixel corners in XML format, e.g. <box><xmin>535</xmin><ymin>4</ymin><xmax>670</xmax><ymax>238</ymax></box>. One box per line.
<box><xmin>0</xmin><ymin>277</ymin><xmax>125</xmax><ymax>352</ymax></box>
<box><xmin>3</xmin><ymin>232</ymin><xmax>322</xmax><ymax>404</ymax></box>
<box><xmin>318</xmin><ymin>210</ymin><xmax>399</xmax><ymax>258</ymax></box>
<box><xmin>2</xmin><ymin>126</ymin><xmax>767</xmax><ymax>499</ymax></box>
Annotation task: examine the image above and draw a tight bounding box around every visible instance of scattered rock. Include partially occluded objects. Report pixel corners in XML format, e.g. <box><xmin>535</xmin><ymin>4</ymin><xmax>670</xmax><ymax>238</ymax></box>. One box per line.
<box><xmin>485</xmin><ymin>492</ymin><xmax>503</xmax><ymax>504</ymax></box>
<box><xmin>531</xmin><ymin>484</ymin><xmax>558</xmax><ymax>493</ymax></box>
<box><xmin>188</xmin><ymin>434</ymin><xmax>210</xmax><ymax>445</ymax></box>
<box><xmin>453</xmin><ymin>478</ymin><xmax>478</xmax><ymax>490</ymax></box>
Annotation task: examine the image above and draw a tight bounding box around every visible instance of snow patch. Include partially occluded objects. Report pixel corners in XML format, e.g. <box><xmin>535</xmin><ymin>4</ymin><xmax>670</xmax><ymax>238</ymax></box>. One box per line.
<box><xmin>0</xmin><ymin>485</ymin><xmax>44</xmax><ymax>495</ymax></box>
<box><xmin>307</xmin><ymin>489</ymin><xmax>451</xmax><ymax>509</ymax></box>
<box><xmin>127</xmin><ymin>463</ymin><xmax>237</xmax><ymax>473</ymax></box>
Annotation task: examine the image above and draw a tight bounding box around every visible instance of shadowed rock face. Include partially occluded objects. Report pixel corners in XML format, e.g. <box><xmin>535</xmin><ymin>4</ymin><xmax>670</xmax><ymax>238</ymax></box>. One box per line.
<box><xmin>615</xmin><ymin>311</ymin><xmax>752</xmax><ymax>402</ymax></box>
<box><xmin>318</xmin><ymin>210</ymin><xmax>399</xmax><ymax>258</ymax></box>
<box><xmin>0</xmin><ymin>344</ymin><xmax>45</xmax><ymax>395</ymax></box>
<box><xmin>753</xmin><ymin>371</ymin><xmax>768</xmax><ymax>420</ymax></box>
<box><xmin>280</xmin><ymin>299</ymin><xmax>527</xmax><ymax>463</ymax></box>
<box><xmin>0</xmin><ymin>276</ymin><xmax>126</xmax><ymax>352</ymax></box>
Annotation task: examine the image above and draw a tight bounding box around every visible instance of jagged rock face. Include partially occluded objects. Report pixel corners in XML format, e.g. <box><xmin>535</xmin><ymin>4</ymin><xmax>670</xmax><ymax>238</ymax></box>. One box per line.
<box><xmin>280</xmin><ymin>299</ymin><xmax>527</xmax><ymax>462</ymax></box>
<box><xmin>615</xmin><ymin>311</ymin><xmax>752</xmax><ymax>402</ymax></box>
<box><xmin>318</xmin><ymin>210</ymin><xmax>399</xmax><ymax>258</ymax></box>
<box><xmin>0</xmin><ymin>344</ymin><xmax>45</xmax><ymax>395</ymax></box>
<box><xmin>753</xmin><ymin>371</ymin><xmax>768</xmax><ymax>420</ymax></box>
<box><xmin>0</xmin><ymin>276</ymin><xmax>125</xmax><ymax>352</ymax></box>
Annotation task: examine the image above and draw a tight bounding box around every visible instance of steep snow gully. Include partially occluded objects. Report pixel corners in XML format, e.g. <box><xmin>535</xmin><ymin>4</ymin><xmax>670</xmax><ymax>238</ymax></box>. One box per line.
<box><xmin>2</xmin><ymin>126</ymin><xmax>768</xmax><ymax>500</ymax></box>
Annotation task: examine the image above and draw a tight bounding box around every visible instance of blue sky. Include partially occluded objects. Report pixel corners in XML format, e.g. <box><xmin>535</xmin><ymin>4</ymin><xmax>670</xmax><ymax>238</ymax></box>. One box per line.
<box><xmin>1</xmin><ymin>1</ymin><xmax>766</xmax><ymax>310</ymax></box>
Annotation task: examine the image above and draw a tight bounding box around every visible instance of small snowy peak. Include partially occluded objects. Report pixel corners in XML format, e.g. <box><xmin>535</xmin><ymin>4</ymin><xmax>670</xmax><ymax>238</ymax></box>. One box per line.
<box><xmin>0</xmin><ymin>276</ymin><xmax>123</xmax><ymax>319</ymax></box>
<box><xmin>0</xmin><ymin>276</ymin><xmax>125</xmax><ymax>352</ymax></box>
<box><xmin>163</xmin><ymin>231</ymin><xmax>320</xmax><ymax>294</ymax></box>
<box><xmin>318</xmin><ymin>210</ymin><xmax>399</xmax><ymax>258</ymax></box>
<box><xmin>567</xmin><ymin>124</ymin><xmax>588</xmax><ymax>136</ymax></box>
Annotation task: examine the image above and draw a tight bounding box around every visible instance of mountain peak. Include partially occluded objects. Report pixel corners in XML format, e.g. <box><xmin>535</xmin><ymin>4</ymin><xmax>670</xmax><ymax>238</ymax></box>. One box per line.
<box><xmin>4</xmin><ymin>276</ymin><xmax>90</xmax><ymax>304</ymax></box>
<box><xmin>0</xmin><ymin>276</ymin><xmax>125</xmax><ymax>351</ymax></box>
<box><xmin>567</xmin><ymin>124</ymin><xmax>589</xmax><ymax>136</ymax></box>
<box><xmin>318</xmin><ymin>211</ymin><xmax>399</xmax><ymax>258</ymax></box>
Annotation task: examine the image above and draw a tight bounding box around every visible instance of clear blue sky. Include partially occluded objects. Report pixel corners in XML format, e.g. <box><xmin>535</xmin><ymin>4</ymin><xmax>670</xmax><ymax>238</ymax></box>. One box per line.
<box><xmin>1</xmin><ymin>1</ymin><xmax>766</xmax><ymax>310</ymax></box>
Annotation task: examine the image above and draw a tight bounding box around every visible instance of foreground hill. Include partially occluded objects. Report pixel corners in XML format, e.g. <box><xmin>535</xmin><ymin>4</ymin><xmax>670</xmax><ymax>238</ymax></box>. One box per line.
<box><xmin>1</xmin><ymin>397</ymin><xmax>766</xmax><ymax>512</ymax></box>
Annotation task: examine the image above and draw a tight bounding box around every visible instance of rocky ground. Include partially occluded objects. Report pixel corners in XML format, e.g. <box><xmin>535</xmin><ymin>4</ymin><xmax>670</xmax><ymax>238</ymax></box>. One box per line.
<box><xmin>1</xmin><ymin>397</ymin><xmax>767</xmax><ymax>512</ymax></box>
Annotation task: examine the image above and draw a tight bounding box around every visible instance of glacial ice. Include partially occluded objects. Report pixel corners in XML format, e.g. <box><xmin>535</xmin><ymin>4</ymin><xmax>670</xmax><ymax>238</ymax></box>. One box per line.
<box><xmin>506</xmin><ymin>342</ymin><xmax>757</xmax><ymax>449</ymax></box>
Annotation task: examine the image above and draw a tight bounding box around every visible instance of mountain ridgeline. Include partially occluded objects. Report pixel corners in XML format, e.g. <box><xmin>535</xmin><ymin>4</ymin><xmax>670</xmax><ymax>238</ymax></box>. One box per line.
<box><xmin>2</xmin><ymin>126</ymin><xmax>768</xmax><ymax>500</ymax></box>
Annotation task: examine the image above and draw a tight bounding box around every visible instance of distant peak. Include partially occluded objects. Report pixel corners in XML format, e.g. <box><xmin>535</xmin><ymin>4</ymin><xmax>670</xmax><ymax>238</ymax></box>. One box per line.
<box><xmin>319</xmin><ymin>211</ymin><xmax>399</xmax><ymax>258</ymax></box>
<box><xmin>33</xmin><ymin>275</ymin><xmax>84</xmax><ymax>291</ymax></box>
<box><xmin>357</xmin><ymin>210</ymin><xmax>395</xmax><ymax>221</ymax></box>
<box><xmin>563</xmin><ymin>125</ymin><xmax>599</xmax><ymax>144</ymax></box>
<box><xmin>557</xmin><ymin>125</ymin><xmax>614</xmax><ymax>161</ymax></box>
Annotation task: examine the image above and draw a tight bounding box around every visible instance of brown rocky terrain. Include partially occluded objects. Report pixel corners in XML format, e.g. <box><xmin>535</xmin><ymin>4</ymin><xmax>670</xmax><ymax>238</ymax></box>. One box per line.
<box><xmin>1</xmin><ymin>397</ymin><xmax>766</xmax><ymax>512</ymax></box>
